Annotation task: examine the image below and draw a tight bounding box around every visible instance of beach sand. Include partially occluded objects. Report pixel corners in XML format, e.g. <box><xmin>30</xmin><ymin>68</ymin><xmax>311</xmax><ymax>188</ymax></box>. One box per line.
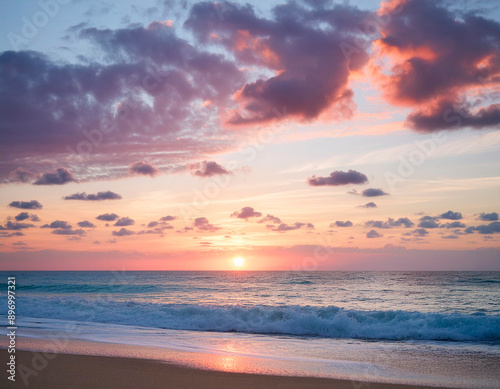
<box><xmin>1</xmin><ymin>335</ymin><xmax>452</xmax><ymax>389</ymax></box>
<box><xmin>2</xmin><ymin>350</ymin><xmax>447</xmax><ymax>389</ymax></box>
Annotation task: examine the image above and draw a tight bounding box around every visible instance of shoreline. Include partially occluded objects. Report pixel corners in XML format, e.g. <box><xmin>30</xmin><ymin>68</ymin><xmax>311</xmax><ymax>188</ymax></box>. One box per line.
<box><xmin>2</xmin><ymin>349</ymin><xmax>448</xmax><ymax>389</ymax></box>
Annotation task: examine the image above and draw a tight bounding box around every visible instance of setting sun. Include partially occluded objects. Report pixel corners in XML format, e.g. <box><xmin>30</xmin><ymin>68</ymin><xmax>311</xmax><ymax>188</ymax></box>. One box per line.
<box><xmin>233</xmin><ymin>257</ymin><xmax>245</xmax><ymax>267</ymax></box>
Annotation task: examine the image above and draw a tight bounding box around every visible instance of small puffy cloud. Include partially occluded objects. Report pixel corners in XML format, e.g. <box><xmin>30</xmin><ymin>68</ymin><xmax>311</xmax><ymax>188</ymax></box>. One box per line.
<box><xmin>41</xmin><ymin>220</ymin><xmax>72</xmax><ymax>229</ymax></box>
<box><xmin>112</xmin><ymin>228</ymin><xmax>135</xmax><ymax>236</ymax></box>
<box><xmin>231</xmin><ymin>207</ymin><xmax>262</xmax><ymax>219</ymax></box>
<box><xmin>361</xmin><ymin>188</ymin><xmax>389</xmax><ymax>197</ymax></box>
<box><xmin>14</xmin><ymin>212</ymin><xmax>39</xmax><ymax>222</ymax></box>
<box><xmin>194</xmin><ymin>217</ymin><xmax>220</xmax><ymax>232</ymax></box>
<box><xmin>258</xmin><ymin>214</ymin><xmax>282</xmax><ymax>224</ymax></box>
<box><xmin>479</xmin><ymin>212</ymin><xmax>498</xmax><ymax>222</ymax></box>
<box><xmin>33</xmin><ymin>168</ymin><xmax>75</xmax><ymax>185</ymax></box>
<box><xmin>332</xmin><ymin>220</ymin><xmax>353</xmax><ymax>227</ymax></box>
<box><xmin>189</xmin><ymin>161</ymin><xmax>231</xmax><ymax>177</ymax></box>
<box><xmin>96</xmin><ymin>213</ymin><xmax>119</xmax><ymax>221</ymax></box>
<box><xmin>307</xmin><ymin>170</ymin><xmax>368</xmax><ymax>186</ymax></box>
<box><xmin>418</xmin><ymin>216</ymin><xmax>440</xmax><ymax>229</ymax></box>
<box><xmin>160</xmin><ymin>216</ymin><xmax>176</xmax><ymax>221</ymax></box>
<box><xmin>359</xmin><ymin>202</ymin><xmax>377</xmax><ymax>208</ymax></box>
<box><xmin>442</xmin><ymin>221</ymin><xmax>466</xmax><ymax>229</ymax></box>
<box><xmin>0</xmin><ymin>221</ymin><xmax>35</xmax><ymax>230</ymax></box>
<box><xmin>410</xmin><ymin>228</ymin><xmax>429</xmax><ymax>237</ymax></box>
<box><xmin>365</xmin><ymin>217</ymin><xmax>414</xmax><ymax>229</ymax></box>
<box><xmin>64</xmin><ymin>191</ymin><xmax>122</xmax><ymax>201</ymax></box>
<box><xmin>474</xmin><ymin>222</ymin><xmax>500</xmax><ymax>235</ymax></box>
<box><xmin>129</xmin><ymin>161</ymin><xmax>159</xmax><ymax>177</ymax></box>
<box><xmin>78</xmin><ymin>220</ymin><xmax>96</xmax><ymax>228</ymax></box>
<box><xmin>366</xmin><ymin>230</ymin><xmax>383</xmax><ymax>238</ymax></box>
<box><xmin>440</xmin><ymin>211</ymin><xmax>462</xmax><ymax>220</ymax></box>
<box><xmin>8</xmin><ymin>200</ymin><xmax>42</xmax><ymax>209</ymax></box>
<box><xmin>114</xmin><ymin>217</ymin><xmax>135</xmax><ymax>227</ymax></box>
<box><xmin>267</xmin><ymin>222</ymin><xmax>314</xmax><ymax>232</ymax></box>
<box><xmin>52</xmin><ymin>228</ymin><xmax>86</xmax><ymax>236</ymax></box>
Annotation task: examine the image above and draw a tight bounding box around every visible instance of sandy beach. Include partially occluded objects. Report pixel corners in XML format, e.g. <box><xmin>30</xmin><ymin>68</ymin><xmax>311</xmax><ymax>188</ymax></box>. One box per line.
<box><xmin>2</xmin><ymin>349</ymin><xmax>447</xmax><ymax>389</ymax></box>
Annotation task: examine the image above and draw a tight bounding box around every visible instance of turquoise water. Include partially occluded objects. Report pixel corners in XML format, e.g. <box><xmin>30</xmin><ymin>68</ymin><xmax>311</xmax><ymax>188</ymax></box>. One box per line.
<box><xmin>1</xmin><ymin>271</ymin><xmax>500</xmax><ymax>387</ymax></box>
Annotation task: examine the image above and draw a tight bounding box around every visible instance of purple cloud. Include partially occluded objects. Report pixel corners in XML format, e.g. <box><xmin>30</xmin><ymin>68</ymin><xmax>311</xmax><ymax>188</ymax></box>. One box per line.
<box><xmin>112</xmin><ymin>228</ymin><xmax>135</xmax><ymax>237</ymax></box>
<box><xmin>307</xmin><ymin>170</ymin><xmax>368</xmax><ymax>186</ymax></box>
<box><xmin>366</xmin><ymin>230</ymin><xmax>383</xmax><ymax>238</ymax></box>
<box><xmin>33</xmin><ymin>168</ymin><xmax>75</xmax><ymax>185</ymax></box>
<box><xmin>114</xmin><ymin>217</ymin><xmax>135</xmax><ymax>227</ymax></box>
<box><xmin>231</xmin><ymin>207</ymin><xmax>262</xmax><ymax>219</ymax></box>
<box><xmin>64</xmin><ymin>191</ymin><xmax>122</xmax><ymax>201</ymax></box>
<box><xmin>479</xmin><ymin>212</ymin><xmax>498</xmax><ymax>222</ymax></box>
<box><xmin>189</xmin><ymin>161</ymin><xmax>231</xmax><ymax>177</ymax></box>
<box><xmin>96</xmin><ymin>213</ymin><xmax>119</xmax><ymax>222</ymax></box>
<box><xmin>186</xmin><ymin>1</ymin><xmax>372</xmax><ymax>125</ymax></box>
<box><xmin>129</xmin><ymin>161</ymin><xmax>159</xmax><ymax>177</ymax></box>
<box><xmin>41</xmin><ymin>221</ymin><xmax>72</xmax><ymax>229</ymax></box>
<box><xmin>8</xmin><ymin>200</ymin><xmax>42</xmax><ymax>209</ymax></box>
<box><xmin>194</xmin><ymin>217</ymin><xmax>220</xmax><ymax>232</ymax></box>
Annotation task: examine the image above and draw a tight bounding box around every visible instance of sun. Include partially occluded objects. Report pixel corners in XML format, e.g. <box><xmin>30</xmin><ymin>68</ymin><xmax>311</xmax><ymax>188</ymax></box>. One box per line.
<box><xmin>233</xmin><ymin>257</ymin><xmax>245</xmax><ymax>267</ymax></box>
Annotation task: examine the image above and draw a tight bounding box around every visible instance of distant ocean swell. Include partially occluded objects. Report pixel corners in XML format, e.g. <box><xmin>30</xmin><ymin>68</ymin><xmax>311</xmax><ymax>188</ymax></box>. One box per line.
<box><xmin>10</xmin><ymin>297</ymin><xmax>500</xmax><ymax>342</ymax></box>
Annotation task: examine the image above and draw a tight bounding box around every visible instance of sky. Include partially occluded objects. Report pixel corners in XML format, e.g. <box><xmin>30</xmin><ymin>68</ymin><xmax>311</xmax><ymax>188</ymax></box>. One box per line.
<box><xmin>0</xmin><ymin>0</ymin><xmax>499</xmax><ymax>270</ymax></box>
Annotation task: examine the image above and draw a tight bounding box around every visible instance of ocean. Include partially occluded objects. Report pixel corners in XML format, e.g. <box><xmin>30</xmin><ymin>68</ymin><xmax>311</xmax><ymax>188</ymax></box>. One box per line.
<box><xmin>2</xmin><ymin>271</ymin><xmax>500</xmax><ymax>387</ymax></box>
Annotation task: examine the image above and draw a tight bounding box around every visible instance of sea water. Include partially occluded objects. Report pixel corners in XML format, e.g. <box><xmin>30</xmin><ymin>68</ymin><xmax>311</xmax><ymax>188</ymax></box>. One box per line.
<box><xmin>1</xmin><ymin>271</ymin><xmax>500</xmax><ymax>387</ymax></box>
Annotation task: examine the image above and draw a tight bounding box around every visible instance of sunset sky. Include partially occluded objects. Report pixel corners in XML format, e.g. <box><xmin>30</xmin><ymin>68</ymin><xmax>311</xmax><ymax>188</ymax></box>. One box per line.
<box><xmin>0</xmin><ymin>0</ymin><xmax>499</xmax><ymax>270</ymax></box>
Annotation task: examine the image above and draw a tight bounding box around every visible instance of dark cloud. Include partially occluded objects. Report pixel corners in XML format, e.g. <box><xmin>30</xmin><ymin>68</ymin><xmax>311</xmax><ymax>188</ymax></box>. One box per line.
<box><xmin>189</xmin><ymin>161</ymin><xmax>231</xmax><ymax>177</ymax></box>
<box><xmin>0</xmin><ymin>21</ymin><xmax>244</xmax><ymax>182</ymax></box>
<box><xmin>440</xmin><ymin>211</ymin><xmax>462</xmax><ymax>220</ymax></box>
<box><xmin>52</xmin><ymin>229</ymin><xmax>86</xmax><ymax>236</ymax></box>
<box><xmin>96</xmin><ymin>213</ymin><xmax>119</xmax><ymax>221</ymax></box>
<box><xmin>258</xmin><ymin>214</ymin><xmax>282</xmax><ymax>224</ymax></box>
<box><xmin>14</xmin><ymin>212</ymin><xmax>39</xmax><ymax>222</ymax></box>
<box><xmin>33</xmin><ymin>168</ymin><xmax>75</xmax><ymax>185</ymax></box>
<box><xmin>194</xmin><ymin>217</ymin><xmax>220</xmax><ymax>232</ymax></box>
<box><xmin>186</xmin><ymin>1</ymin><xmax>372</xmax><ymax>125</ymax></box>
<box><xmin>359</xmin><ymin>202</ymin><xmax>377</xmax><ymax>208</ymax></box>
<box><xmin>361</xmin><ymin>188</ymin><xmax>389</xmax><ymax>197</ymax></box>
<box><xmin>307</xmin><ymin>170</ymin><xmax>368</xmax><ymax>186</ymax></box>
<box><xmin>64</xmin><ymin>191</ymin><xmax>122</xmax><ymax>201</ymax></box>
<box><xmin>333</xmin><ymin>221</ymin><xmax>353</xmax><ymax>227</ymax></box>
<box><xmin>479</xmin><ymin>212</ymin><xmax>498</xmax><ymax>221</ymax></box>
<box><xmin>409</xmin><ymin>228</ymin><xmax>429</xmax><ymax>237</ymax></box>
<box><xmin>41</xmin><ymin>220</ymin><xmax>72</xmax><ymax>229</ymax></box>
<box><xmin>365</xmin><ymin>217</ymin><xmax>414</xmax><ymax>229</ymax></box>
<box><xmin>376</xmin><ymin>0</ymin><xmax>500</xmax><ymax>132</ymax></box>
<box><xmin>267</xmin><ymin>222</ymin><xmax>314</xmax><ymax>232</ymax></box>
<box><xmin>418</xmin><ymin>216</ymin><xmax>440</xmax><ymax>229</ymax></box>
<box><xmin>474</xmin><ymin>222</ymin><xmax>500</xmax><ymax>234</ymax></box>
<box><xmin>114</xmin><ymin>217</ymin><xmax>135</xmax><ymax>227</ymax></box>
<box><xmin>442</xmin><ymin>221</ymin><xmax>466</xmax><ymax>229</ymax></box>
<box><xmin>112</xmin><ymin>228</ymin><xmax>135</xmax><ymax>237</ymax></box>
<box><xmin>8</xmin><ymin>200</ymin><xmax>42</xmax><ymax>209</ymax></box>
<box><xmin>231</xmin><ymin>207</ymin><xmax>262</xmax><ymax>219</ymax></box>
<box><xmin>366</xmin><ymin>230</ymin><xmax>383</xmax><ymax>238</ymax></box>
<box><xmin>129</xmin><ymin>161</ymin><xmax>159</xmax><ymax>177</ymax></box>
<box><xmin>77</xmin><ymin>220</ymin><xmax>96</xmax><ymax>228</ymax></box>
<box><xmin>0</xmin><ymin>221</ymin><xmax>35</xmax><ymax>230</ymax></box>
<box><xmin>160</xmin><ymin>215</ymin><xmax>176</xmax><ymax>221</ymax></box>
